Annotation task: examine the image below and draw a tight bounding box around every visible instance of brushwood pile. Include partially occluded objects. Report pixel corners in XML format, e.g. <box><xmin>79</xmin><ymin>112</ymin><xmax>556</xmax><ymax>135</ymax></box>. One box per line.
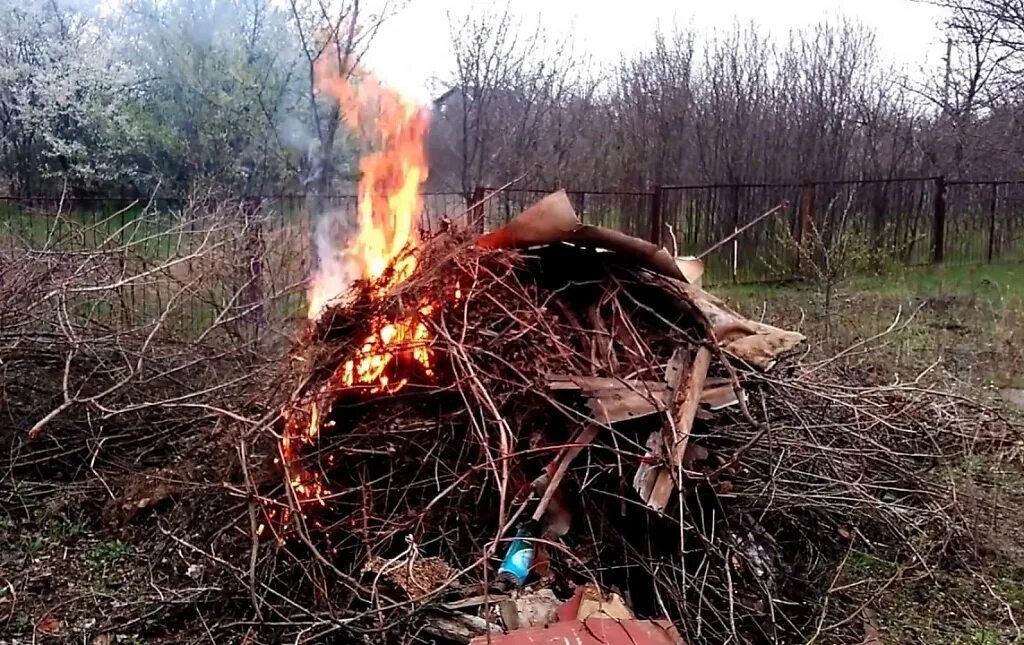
<box><xmin>5</xmin><ymin>191</ymin><xmax>1019</xmax><ymax>644</ymax></box>
<box><xmin>253</xmin><ymin>191</ymin><xmax>1012</xmax><ymax>643</ymax></box>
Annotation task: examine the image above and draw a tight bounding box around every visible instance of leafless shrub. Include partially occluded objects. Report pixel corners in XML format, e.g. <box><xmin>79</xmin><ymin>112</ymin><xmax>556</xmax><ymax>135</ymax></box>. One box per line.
<box><xmin>0</xmin><ymin>194</ymin><xmax>301</xmax><ymax>483</ymax></box>
<box><xmin>773</xmin><ymin>192</ymin><xmax>876</xmax><ymax>339</ymax></box>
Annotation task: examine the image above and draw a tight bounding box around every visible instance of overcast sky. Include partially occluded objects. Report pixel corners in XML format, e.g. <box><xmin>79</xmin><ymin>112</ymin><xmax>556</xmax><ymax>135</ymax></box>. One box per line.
<box><xmin>362</xmin><ymin>0</ymin><xmax>951</xmax><ymax>103</ymax></box>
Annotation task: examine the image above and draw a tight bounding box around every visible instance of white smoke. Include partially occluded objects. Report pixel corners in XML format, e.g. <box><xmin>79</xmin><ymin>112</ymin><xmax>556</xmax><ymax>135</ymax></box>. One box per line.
<box><xmin>308</xmin><ymin>206</ymin><xmax>360</xmax><ymax>319</ymax></box>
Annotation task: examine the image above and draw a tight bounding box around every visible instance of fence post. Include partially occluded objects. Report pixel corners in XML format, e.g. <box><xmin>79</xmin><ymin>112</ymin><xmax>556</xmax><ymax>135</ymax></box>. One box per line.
<box><xmin>796</xmin><ymin>182</ymin><xmax>815</xmax><ymax>274</ymax></box>
<box><xmin>471</xmin><ymin>185</ymin><xmax>486</xmax><ymax>233</ymax></box>
<box><xmin>987</xmin><ymin>182</ymin><xmax>998</xmax><ymax>263</ymax></box>
<box><xmin>730</xmin><ymin>185</ymin><xmax>741</xmax><ymax>283</ymax></box>
<box><xmin>932</xmin><ymin>176</ymin><xmax>947</xmax><ymax>264</ymax></box>
<box><xmin>649</xmin><ymin>186</ymin><xmax>664</xmax><ymax>247</ymax></box>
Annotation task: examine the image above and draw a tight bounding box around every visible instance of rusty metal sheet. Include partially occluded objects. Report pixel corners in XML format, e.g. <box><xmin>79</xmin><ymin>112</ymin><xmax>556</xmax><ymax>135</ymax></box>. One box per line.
<box><xmin>469</xmin><ymin>618</ymin><xmax>684</xmax><ymax>644</ymax></box>
<box><xmin>477</xmin><ymin>190</ymin><xmax>805</xmax><ymax>370</ymax></box>
<box><xmin>477</xmin><ymin>190</ymin><xmax>687</xmax><ymax>282</ymax></box>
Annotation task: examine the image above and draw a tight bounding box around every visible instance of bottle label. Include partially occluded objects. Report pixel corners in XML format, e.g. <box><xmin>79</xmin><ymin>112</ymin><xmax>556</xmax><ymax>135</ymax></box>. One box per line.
<box><xmin>497</xmin><ymin>540</ymin><xmax>534</xmax><ymax>585</ymax></box>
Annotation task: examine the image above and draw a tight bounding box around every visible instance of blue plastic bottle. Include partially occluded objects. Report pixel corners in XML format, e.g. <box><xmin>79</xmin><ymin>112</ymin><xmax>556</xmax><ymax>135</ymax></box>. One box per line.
<box><xmin>496</xmin><ymin>523</ymin><xmax>536</xmax><ymax>587</ymax></box>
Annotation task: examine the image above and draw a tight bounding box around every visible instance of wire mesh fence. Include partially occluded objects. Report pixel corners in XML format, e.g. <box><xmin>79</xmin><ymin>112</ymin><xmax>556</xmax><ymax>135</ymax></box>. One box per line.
<box><xmin>946</xmin><ymin>181</ymin><xmax>1024</xmax><ymax>266</ymax></box>
<box><xmin>659</xmin><ymin>182</ymin><xmax>805</xmax><ymax>283</ymax></box>
<box><xmin>2</xmin><ymin>176</ymin><xmax>1022</xmax><ymax>334</ymax></box>
<box><xmin>474</xmin><ymin>188</ymin><xmax>655</xmax><ymax>238</ymax></box>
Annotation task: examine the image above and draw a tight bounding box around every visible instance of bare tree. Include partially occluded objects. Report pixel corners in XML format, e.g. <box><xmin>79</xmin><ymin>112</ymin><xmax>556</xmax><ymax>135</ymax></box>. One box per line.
<box><xmin>286</xmin><ymin>0</ymin><xmax>400</xmax><ymax>202</ymax></box>
<box><xmin>428</xmin><ymin>12</ymin><xmax>949</xmax><ymax>209</ymax></box>
<box><xmin>431</xmin><ymin>4</ymin><xmax>590</xmax><ymax>199</ymax></box>
<box><xmin>610</xmin><ymin>28</ymin><xmax>697</xmax><ymax>187</ymax></box>
<box><xmin>914</xmin><ymin>0</ymin><xmax>1024</xmax><ymax>175</ymax></box>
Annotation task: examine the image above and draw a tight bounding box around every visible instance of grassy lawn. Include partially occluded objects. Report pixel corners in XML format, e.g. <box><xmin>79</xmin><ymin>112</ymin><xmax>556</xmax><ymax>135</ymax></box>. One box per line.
<box><xmin>718</xmin><ymin>261</ymin><xmax>1024</xmax><ymax>390</ymax></box>
<box><xmin>718</xmin><ymin>260</ymin><xmax>1024</xmax><ymax>643</ymax></box>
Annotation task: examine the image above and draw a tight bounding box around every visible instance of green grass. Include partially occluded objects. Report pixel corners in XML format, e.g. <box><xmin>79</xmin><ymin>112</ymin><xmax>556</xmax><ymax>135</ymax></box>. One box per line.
<box><xmin>716</xmin><ymin>261</ymin><xmax>1024</xmax><ymax>642</ymax></box>
<box><xmin>845</xmin><ymin>262</ymin><xmax>1024</xmax><ymax>303</ymax></box>
<box><xmin>717</xmin><ymin>260</ymin><xmax>1024</xmax><ymax>388</ymax></box>
<box><xmin>35</xmin><ymin>510</ymin><xmax>89</xmax><ymax>542</ymax></box>
<box><xmin>24</xmin><ymin>536</ymin><xmax>46</xmax><ymax>554</ymax></box>
<box><xmin>692</xmin><ymin>208</ymin><xmax>1024</xmax><ymax>285</ymax></box>
<box><xmin>813</xmin><ymin>459</ymin><xmax>1024</xmax><ymax>643</ymax></box>
<box><xmin>840</xmin><ymin>550</ymin><xmax>897</xmax><ymax>581</ymax></box>
<box><xmin>89</xmin><ymin>540</ymin><xmax>132</xmax><ymax>567</ymax></box>
<box><xmin>0</xmin><ymin>202</ymin><xmax>154</xmax><ymax>248</ymax></box>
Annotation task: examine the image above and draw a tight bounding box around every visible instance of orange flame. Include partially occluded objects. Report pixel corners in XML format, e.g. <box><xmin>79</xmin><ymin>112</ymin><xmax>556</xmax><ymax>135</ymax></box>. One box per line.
<box><xmin>307</xmin><ymin>55</ymin><xmax>429</xmax><ymax>319</ymax></box>
<box><xmin>307</xmin><ymin>49</ymin><xmax>436</xmax><ymax>393</ymax></box>
<box><xmin>279</xmin><ymin>51</ymin><xmax>439</xmax><ymax>520</ymax></box>
<box><xmin>340</xmin><ymin>303</ymin><xmax>436</xmax><ymax>394</ymax></box>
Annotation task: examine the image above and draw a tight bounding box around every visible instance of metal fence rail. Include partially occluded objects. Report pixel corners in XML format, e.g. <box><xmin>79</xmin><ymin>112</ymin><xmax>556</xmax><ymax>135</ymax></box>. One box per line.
<box><xmin>2</xmin><ymin>176</ymin><xmax>1022</xmax><ymax>337</ymax></box>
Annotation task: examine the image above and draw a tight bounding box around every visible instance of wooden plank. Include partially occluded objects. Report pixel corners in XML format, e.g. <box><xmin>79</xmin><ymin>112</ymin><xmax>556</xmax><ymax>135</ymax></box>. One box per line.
<box><xmin>547</xmin><ymin>374</ymin><xmax>666</xmax><ymax>393</ymax></box>
<box><xmin>549</xmin><ymin>374</ymin><xmax>738</xmax><ymax>425</ymax></box>
<box><xmin>549</xmin><ymin>373</ymin><xmax>728</xmax><ymax>393</ymax></box>
<box><xmin>632</xmin><ymin>430</ymin><xmax>665</xmax><ymax>504</ymax></box>
<box><xmin>701</xmin><ymin>383</ymin><xmax>741</xmax><ymax>410</ymax></box>
<box><xmin>647</xmin><ymin>346</ymin><xmax>711</xmax><ymax>512</ymax></box>
<box><xmin>586</xmin><ymin>388</ymin><xmax>664</xmax><ymax>425</ymax></box>
<box><xmin>531</xmin><ymin>424</ymin><xmax>600</xmax><ymax>524</ymax></box>
<box><xmin>663</xmin><ymin>347</ymin><xmax>690</xmax><ymax>391</ymax></box>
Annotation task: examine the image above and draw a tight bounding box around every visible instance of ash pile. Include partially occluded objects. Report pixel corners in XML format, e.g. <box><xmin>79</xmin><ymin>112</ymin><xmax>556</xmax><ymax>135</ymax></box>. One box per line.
<box><xmin>262</xmin><ymin>191</ymin><xmax>995</xmax><ymax>644</ymax></box>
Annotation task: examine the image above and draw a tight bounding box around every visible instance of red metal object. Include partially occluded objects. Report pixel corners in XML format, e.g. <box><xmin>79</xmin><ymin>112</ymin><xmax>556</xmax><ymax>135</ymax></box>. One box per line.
<box><xmin>473</xmin><ymin>583</ymin><xmax>684</xmax><ymax>644</ymax></box>
<box><xmin>469</xmin><ymin>618</ymin><xmax>684</xmax><ymax>644</ymax></box>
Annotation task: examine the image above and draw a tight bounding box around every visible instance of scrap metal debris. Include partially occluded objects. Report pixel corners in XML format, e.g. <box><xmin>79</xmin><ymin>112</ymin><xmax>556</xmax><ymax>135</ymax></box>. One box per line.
<box><xmin>467</xmin><ymin>583</ymin><xmax>684</xmax><ymax>644</ymax></box>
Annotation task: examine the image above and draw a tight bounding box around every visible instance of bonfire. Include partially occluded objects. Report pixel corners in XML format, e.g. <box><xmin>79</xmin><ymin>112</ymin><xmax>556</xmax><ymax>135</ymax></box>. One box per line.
<box><xmin>247</xmin><ymin>58</ymin><xmax>1013</xmax><ymax>645</ymax></box>
<box><xmin>262</xmin><ymin>55</ymin><xmax>805</xmax><ymax>640</ymax></box>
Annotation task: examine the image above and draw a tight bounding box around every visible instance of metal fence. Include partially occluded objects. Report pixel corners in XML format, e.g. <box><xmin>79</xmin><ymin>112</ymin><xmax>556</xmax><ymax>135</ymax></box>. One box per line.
<box><xmin>473</xmin><ymin>188</ymin><xmax>655</xmax><ymax>238</ymax></box>
<box><xmin>473</xmin><ymin>178</ymin><xmax>1023</xmax><ymax>282</ymax></box>
<box><xmin>656</xmin><ymin>178</ymin><xmax>948</xmax><ymax>282</ymax></box>
<box><xmin>2</xmin><ymin>177</ymin><xmax>1022</xmax><ymax>320</ymax></box>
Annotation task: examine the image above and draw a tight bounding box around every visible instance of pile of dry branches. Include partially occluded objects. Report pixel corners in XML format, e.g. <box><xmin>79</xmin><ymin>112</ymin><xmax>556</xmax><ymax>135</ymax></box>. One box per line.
<box><xmin>236</xmin><ymin>194</ymin><xmax>1017</xmax><ymax>643</ymax></box>
<box><xmin>2</xmin><ymin>192</ymin><xmax>1018</xmax><ymax>644</ymax></box>
<box><xmin>0</xmin><ymin>194</ymin><xmax>303</xmax><ymax>485</ymax></box>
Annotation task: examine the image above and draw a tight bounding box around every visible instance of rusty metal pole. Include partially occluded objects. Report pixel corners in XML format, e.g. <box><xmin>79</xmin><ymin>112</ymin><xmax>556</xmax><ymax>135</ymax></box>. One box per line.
<box><xmin>987</xmin><ymin>182</ymin><xmax>998</xmax><ymax>264</ymax></box>
<box><xmin>471</xmin><ymin>185</ymin><xmax>486</xmax><ymax>233</ymax></box>
<box><xmin>932</xmin><ymin>176</ymin><xmax>947</xmax><ymax>264</ymax></box>
<box><xmin>730</xmin><ymin>185</ymin><xmax>740</xmax><ymax>283</ymax></box>
<box><xmin>796</xmin><ymin>183</ymin><xmax>815</xmax><ymax>274</ymax></box>
<box><xmin>649</xmin><ymin>186</ymin><xmax>664</xmax><ymax>246</ymax></box>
